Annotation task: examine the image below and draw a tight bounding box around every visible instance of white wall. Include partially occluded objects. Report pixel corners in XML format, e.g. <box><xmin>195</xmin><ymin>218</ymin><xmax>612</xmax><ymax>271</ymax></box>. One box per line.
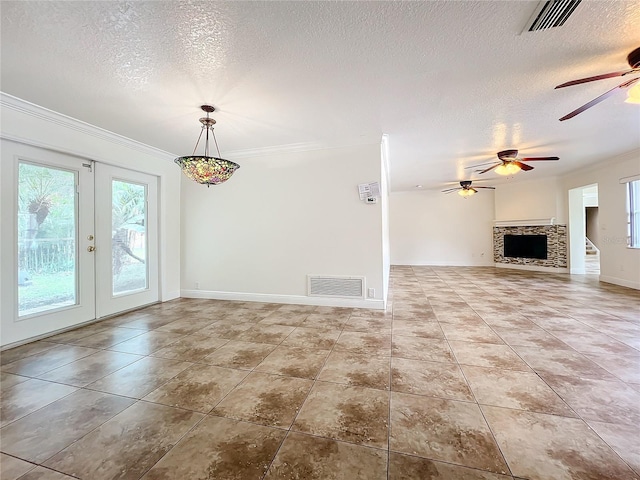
<box><xmin>0</xmin><ymin>93</ymin><xmax>181</xmax><ymax>346</ymax></box>
<box><xmin>562</xmin><ymin>150</ymin><xmax>640</xmax><ymax>289</ymax></box>
<box><xmin>390</xmin><ymin>189</ymin><xmax>495</xmax><ymax>266</ymax></box>
<box><xmin>494</xmin><ymin>176</ymin><xmax>566</xmax><ymax>223</ymax></box>
<box><xmin>380</xmin><ymin>136</ymin><xmax>391</xmax><ymax>304</ymax></box>
<box><xmin>180</xmin><ymin>143</ymin><xmax>385</xmax><ymax>309</ymax></box>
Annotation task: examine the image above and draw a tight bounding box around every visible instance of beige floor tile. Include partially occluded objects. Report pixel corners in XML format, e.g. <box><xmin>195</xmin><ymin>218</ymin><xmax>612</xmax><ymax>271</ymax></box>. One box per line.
<box><xmin>281</xmin><ymin>327</ymin><xmax>341</xmax><ymax>349</ymax></box>
<box><xmin>0</xmin><ymin>453</ymin><xmax>35</xmax><ymax>480</ymax></box>
<box><xmin>343</xmin><ymin>316</ymin><xmax>392</xmax><ymax>332</ymax></box>
<box><xmin>45</xmin><ymin>324</ymin><xmax>110</xmax><ymax>344</ymax></box>
<box><xmin>235</xmin><ymin>324</ymin><xmax>296</xmax><ymax>345</ymax></box>
<box><xmin>392</xmin><ymin>320</ymin><xmax>444</xmax><ymax>339</ymax></box>
<box><xmin>257</xmin><ymin>311</ymin><xmax>308</xmax><ymax>326</ymax></box>
<box><xmin>441</xmin><ymin>323</ymin><xmax>505</xmax><ymax>344</ymax></box>
<box><xmin>155</xmin><ymin>317</ymin><xmax>215</xmax><ymax>335</ymax></box>
<box><xmin>0</xmin><ymin>389</ymin><xmax>134</xmax><ymax>463</ymax></box>
<box><xmin>392</xmin><ymin>335</ymin><xmax>456</xmax><ymax>363</ymax></box>
<box><xmin>293</xmin><ymin>382</ymin><xmax>389</xmax><ymax>449</ymax></box>
<box><xmin>254</xmin><ymin>345</ymin><xmax>329</xmax><ymax>379</ymax></box>
<box><xmin>317</xmin><ymin>351</ymin><xmax>390</xmax><ymax>390</ymax></box>
<box><xmin>585</xmin><ymin>352</ymin><xmax>640</xmax><ymax>384</ymax></box>
<box><xmin>390</xmin><ymin>392</ymin><xmax>509</xmax><ymax>475</ymax></box>
<box><xmin>265</xmin><ymin>432</ymin><xmax>388</xmax><ymax>480</ymax></box>
<box><xmin>44</xmin><ymin>402</ymin><xmax>202</xmax><ymax>480</ymax></box>
<box><xmin>212</xmin><ymin>372</ymin><xmax>312</xmax><ymax>428</ymax></box>
<box><xmin>0</xmin><ymin>379</ymin><xmax>77</xmax><ymax>428</ymax></box>
<box><xmin>587</xmin><ymin>420</ymin><xmax>640</xmax><ymax>474</ymax></box>
<box><xmin>461</xmin><ymin>365</ymin><xmax>576</xmax><ymax>417</ymax></box>
<box><xmin>12</xmin><ymin>466</ymin><xmax>76</xmax><ymax>479</ymax></box>
<box><xmin>449</xmin><ymin>341</ymin><xmax>531</xmax><ymax>371</ymax></box>
<box><xmin>143</xmin><ymin>364</ymin><xmax>248</xmax><ymax>412</ymax></box>
<box><xmin>150</xmin><ymin>334</ymin><xmax>228</xmax><ymax>362</ymax></box>
<box><xmin>482</xmin><ymin>405</ymin><xmax>639</xmax><ymax>480</ymax></box>
<box><xmin>36</xmin><ymin>350</ymin><xmax>143</xmax><ymax>387</ymax></box>
<box><xmin>334</xmin><ymin>331</ymin><xmax>391</xmax><ymax>356</ymax></box>
<box><xmin>0</xmin><ymin>372</ymin><xmax>29</xmax><ymax>390</ymax></box>
<box><xmin>300</xmin><ymin>313</ymin><xmax>350</xmax><ymax>330</ymax></box>
<box><xmin>543</xmin><ymin>374</ymin><xmax>640</xmax><ymax>426</ymax></box>
<box><xmin>200</xmin><ymin>341</ymin><xmax>276</xmax><ymax>369</ymax></box>
<box><xmin>513</xmin><ymin>345</ymin><xmax>620</xmax><ymax>380</ymax></box>
<box><xmin>389</xmin><ymin>452</ymin><xmax>512</xmax><ymax>480</ymax></box>
<box><xmin>1</xmin><ymin>345</ymin><xmax>99</xmax><ymax>377</ymax></box>
<box><xmin>196</xmin><ymin>320</ymin><xmax>255</xmax><ymax>339</ymax></box>
<box><xmin>141</xmin><ymin>416</ymin><xmax>286</xmax><ymax>480</ymax></box>
<box><xmin>391</xmin><ymin>357</ymin><xmax>474</xmax><ymax>401</ymax></box>
<box><xmin>0</xmin><ymin>341</ymin><xmax>57</xmax><ymax>365</ymax></box>
<box><xmin>86</xmin><ymin>356</ymin><xmax>191</xmax><ymax>398</ymax></box>
<box><xmin>68</xmin><ymin>327</ymin><xmax>146</xmax><ymax>349</ymax></box>
<box><xmin>107</xmin><ymin>331</ymin><xmax>185</xmax><ymax>355</ymax></box>
<box><xmin>491</xmin><ymin>326</ymin><xmax>569</xmax><ymax>349</ymax></box>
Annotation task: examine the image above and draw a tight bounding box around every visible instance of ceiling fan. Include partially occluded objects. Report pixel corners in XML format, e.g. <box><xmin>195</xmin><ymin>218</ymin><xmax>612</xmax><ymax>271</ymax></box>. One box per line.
<box><xmin>442</xmin><ymin>180</ymin><xmax>495</xmax><ymax>197</ymax></box>
<box><xmin>467</xmin><ymin>149</ymin><xmax>559</xmax><ymax>176</ymax></box>
<box><xmin>555</xmin><ymin>46</ymin><xmax>640</xmax><ymax>121</ymax></box>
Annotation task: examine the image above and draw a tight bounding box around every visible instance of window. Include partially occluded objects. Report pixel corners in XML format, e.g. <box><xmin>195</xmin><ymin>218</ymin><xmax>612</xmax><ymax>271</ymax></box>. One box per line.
<box><xmin>628</xmin><ymin>179</ymin><xmax>640</xmax><ymax>248</ymax></box>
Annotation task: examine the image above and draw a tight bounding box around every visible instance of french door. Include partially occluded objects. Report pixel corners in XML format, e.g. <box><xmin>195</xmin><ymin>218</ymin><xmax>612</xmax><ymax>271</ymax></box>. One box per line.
<box><xmin>7</xmin><ymin>141</ymin><xmax>159</xmax><ymax>342</ymax></box>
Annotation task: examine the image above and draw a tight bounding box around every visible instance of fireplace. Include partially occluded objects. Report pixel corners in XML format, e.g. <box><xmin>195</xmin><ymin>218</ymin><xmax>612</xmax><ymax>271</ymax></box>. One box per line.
<box><xmin>493</xmin><ymin>222</ymin><xmax>567</xmax><ymax>270</ymax></box>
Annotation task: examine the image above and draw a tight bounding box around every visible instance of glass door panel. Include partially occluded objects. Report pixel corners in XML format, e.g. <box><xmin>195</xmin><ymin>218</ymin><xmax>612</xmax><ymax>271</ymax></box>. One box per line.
<box><xmin>95</xmin><ymin>164</ymin><xmax>158</xmax><ymax>318</ymax></box>
<box><xmin>112</xmin><ymin>180</ymin><xmax>148</xmax><ymax>295</ymax></box>
<box><xmin>1</xmin><ymin>139</ymin><xmax>95</xmax><ymax>347</ymax></box>
<box><xmin>17</xmin><ymin>162</ymin><xmax>78</xmax><ymax>316</ymax></box>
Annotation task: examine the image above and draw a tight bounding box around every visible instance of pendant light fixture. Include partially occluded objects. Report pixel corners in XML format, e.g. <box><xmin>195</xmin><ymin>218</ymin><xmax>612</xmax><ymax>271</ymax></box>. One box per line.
<box><xmin>174</xmin><ymin>105</ymin><xmax>240</xmax><ymax>187</ymax></box>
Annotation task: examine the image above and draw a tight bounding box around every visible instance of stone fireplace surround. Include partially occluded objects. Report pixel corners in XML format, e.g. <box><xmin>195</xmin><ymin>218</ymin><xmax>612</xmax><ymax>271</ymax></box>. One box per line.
<box><xmin>493</xmin><ymin>220</ymin><xmax>567</xmax><ymax>270</ymax></box>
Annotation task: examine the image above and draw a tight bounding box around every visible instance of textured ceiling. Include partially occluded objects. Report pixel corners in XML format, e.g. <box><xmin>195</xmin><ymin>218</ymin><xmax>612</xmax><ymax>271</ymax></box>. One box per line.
<box><xmin>1</xmin><ymin>1</ymin><xmax>639</xmax><ymax>191</ymax></box>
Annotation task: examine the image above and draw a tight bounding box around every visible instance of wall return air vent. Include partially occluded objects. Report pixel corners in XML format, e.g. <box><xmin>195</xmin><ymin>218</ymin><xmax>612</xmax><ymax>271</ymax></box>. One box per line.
<box><xmin>307</xmin><ymin>275</ymin><xmax>365</xmax><ymax>299</ymax></box>
<box><xmin>523</xmin><ymin>0</ymin><xmax>582</xmax><ymax>33</ymax></box>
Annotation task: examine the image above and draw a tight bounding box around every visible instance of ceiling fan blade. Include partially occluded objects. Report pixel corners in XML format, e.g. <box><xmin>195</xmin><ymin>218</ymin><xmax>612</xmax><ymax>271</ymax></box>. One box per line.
<box><xmin>475</xmin><ymin>186</ymin><xmax>496</xmax><ymax>189</ymax></box>
<box><xmin>555</xmin><ymin>69</ymin><xmax>636</xmax><ymax>89</ymax></box>
<box><xmin>477</xmin><ymin>164</ymin><xmax>499</xmax><ymax>174</ymax></box>
<box><xmin>520</xmin><ymin>156</ymin><xmax>559</xmax><ymax>161</ymax></box>
<box><xmin>559</xmin><ymin>77</ymin><xmax>640</xmax><ymax>121</ymax></box>
<box><xmin>465</xmin><ymin>161</ymin><xmax>497</xmax><ymax>169</ymax></box>
<box><xmin>514</xmin><ymin>161</ymin><xmax>534</xmax><ymax>171</ymax></box>
<box><xmin>441</xmin><ymin>188</ymin><xmax>459</xmax><ymax>193</ymax></box>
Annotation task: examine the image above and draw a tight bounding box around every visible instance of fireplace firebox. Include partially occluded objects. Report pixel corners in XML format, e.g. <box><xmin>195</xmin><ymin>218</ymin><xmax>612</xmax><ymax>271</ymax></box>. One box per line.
<box><xmin>504</xmin><ymin>234</ymin><xmax>548</xmax><ymax>259</ymax></box>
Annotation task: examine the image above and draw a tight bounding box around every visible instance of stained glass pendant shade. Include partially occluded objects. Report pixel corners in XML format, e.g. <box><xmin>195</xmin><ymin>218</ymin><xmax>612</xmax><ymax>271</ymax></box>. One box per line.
<box><xmin>174</xmin><ymin>105</ymin><xmax>240</xmax><ymax>187</ymax></box>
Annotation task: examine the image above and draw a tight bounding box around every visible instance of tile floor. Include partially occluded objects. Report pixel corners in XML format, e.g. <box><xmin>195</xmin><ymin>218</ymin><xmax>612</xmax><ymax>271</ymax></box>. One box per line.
<box><xmin>1</xmin><ymin>266</ymin><xmax>639</xmax><ymax>480</ymax></box>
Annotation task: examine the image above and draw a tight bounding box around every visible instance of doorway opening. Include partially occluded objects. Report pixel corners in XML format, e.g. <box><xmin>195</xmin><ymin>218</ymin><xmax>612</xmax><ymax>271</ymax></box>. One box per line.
<box><xmin>568</xmin><ymin>184</ymin><xmax>600</xmax><ymax>275</ymax></box>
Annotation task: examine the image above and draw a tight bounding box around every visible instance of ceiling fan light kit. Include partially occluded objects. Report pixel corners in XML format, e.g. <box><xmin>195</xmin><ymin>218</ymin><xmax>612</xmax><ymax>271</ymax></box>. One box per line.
<box><xmin>175</xmin><ymin>105</ymin><xmax>240</xmax><ymax>187</ymax></box>
<box><xmin>442</xmin><ymin>180</ymin><xmax>495</xmax><ymax>197</ymax></box>
<box><xmin>556</xmin><ymin>46</ymin><xmax>640</xmax><ymax>120</ymax></box>
<box><xmin>494</xmin><ymin>162</ymin><xmax>521</xmax><ymax>176</ymax></box>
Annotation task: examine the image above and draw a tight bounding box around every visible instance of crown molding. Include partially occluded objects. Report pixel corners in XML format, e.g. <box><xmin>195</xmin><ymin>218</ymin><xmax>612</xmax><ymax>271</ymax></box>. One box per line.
<box><xmin>0</xmin><ymin>92</ymin><xmax>177</xmax><ymax>161</ymax></box>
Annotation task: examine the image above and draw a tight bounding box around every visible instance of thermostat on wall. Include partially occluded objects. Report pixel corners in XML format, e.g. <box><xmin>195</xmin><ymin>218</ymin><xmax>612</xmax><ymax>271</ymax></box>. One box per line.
<box><xmin>365</xmin><ymin>197</ymin><xmax>377</xmax><ymax>204</ymax></box>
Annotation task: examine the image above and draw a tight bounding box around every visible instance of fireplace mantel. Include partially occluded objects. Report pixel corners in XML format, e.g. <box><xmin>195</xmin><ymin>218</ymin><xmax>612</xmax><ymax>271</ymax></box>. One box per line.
<box><xmin>493</xmin><ymin>218</ymin><xmax>556</xmax><ymax>227</ymax></box>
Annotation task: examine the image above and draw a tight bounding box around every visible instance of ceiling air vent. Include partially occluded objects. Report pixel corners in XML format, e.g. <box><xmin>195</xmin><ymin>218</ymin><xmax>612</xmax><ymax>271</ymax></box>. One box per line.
<box><xmin>523</xmin><ymin>0</ymin><xmax>582</xmax><ymax>33</ymax></box>
<box><xmin>307</xmin><ymin>275</ymin><xmax>364</xmax><ymax>298</ymax></box>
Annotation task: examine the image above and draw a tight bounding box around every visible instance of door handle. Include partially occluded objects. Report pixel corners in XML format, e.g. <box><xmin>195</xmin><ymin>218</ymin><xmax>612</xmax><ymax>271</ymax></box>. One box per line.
<box><xmin>87</xmin><ymin>246</ymin><xmax>96</xmax><ymax>252</ymax></box>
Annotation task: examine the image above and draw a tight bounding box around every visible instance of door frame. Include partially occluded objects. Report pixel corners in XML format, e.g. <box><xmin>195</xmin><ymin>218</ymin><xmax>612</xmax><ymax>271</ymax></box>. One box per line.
<box><xmin>1</xmin><ymin>139</ymin><xmax>161</xmax><ymax>347</ymax></box>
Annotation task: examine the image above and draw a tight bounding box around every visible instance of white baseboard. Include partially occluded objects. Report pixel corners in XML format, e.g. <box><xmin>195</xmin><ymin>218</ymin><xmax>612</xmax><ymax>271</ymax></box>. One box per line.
<box><xmin>598</xmin><ymin>275</ymin><xmax>640</xmax><ymax>290</ymax></box>
<box><xmin>163</xmin><ymin>290</ymin><xmax>181</xmax><ymax>302</ymax></box>
<box><xmin>180</xmin><ymin>289</ymin><xmax>386</xmax><ymax>310</ymax></box>
<box><xmin>495</xmin><ymin>263</ymin><xmax>569</xmax><ymax>273</ymax></box>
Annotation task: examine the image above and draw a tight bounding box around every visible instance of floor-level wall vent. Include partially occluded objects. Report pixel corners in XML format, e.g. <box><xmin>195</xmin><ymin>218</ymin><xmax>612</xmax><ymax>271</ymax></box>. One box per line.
<box><xmin>307</xmin><ymin>275</ymin><xmax>365</xmax><ymax>298</ymax></box>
